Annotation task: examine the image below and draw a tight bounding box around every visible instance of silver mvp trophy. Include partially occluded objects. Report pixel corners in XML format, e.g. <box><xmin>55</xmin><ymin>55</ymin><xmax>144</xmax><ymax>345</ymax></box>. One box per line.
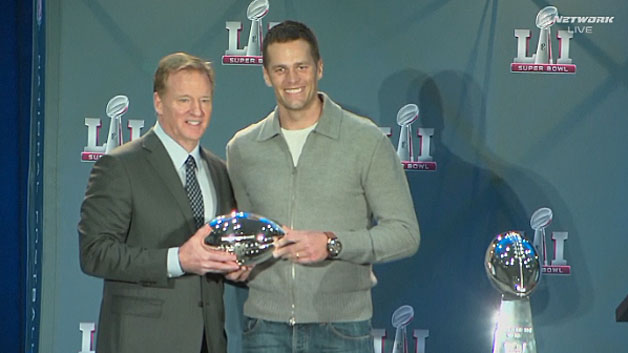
<box><xmin>485</xmin><ymin>231</ymin><xmax>541</xmax><ymax>353</ymax></box>
<box><xmin>205</xmin><ymin>211</ymin><xmax>285</xmax><ymax>266</ymax></box>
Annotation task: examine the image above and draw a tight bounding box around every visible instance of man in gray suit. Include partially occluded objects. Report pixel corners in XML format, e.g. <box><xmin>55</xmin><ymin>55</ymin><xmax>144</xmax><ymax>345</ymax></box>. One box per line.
<box><xmin>79</xmin><ymin>52</ymin><xmax>241</xmax><ymax>353</ymax></box>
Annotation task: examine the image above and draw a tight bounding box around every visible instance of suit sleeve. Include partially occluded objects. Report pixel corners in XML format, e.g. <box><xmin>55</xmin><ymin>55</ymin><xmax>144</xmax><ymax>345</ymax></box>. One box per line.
<box><xmin>78</xmin><ymin>154</ymin><xmax>170</xmax><ymax>287</ymax></box>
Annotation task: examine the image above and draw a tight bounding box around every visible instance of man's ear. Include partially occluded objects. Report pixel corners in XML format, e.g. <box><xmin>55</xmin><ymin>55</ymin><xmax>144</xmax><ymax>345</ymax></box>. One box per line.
<box><xmin>262</xmin><ymin>67</ymin><xmax>273</xmax><ymax>87</ymax></box>
<box><xmin>317</xmin><ymin>59</ymin><xmax>324</xmax><ymax>80</ymax></box>
<box><xmin>153</xmin><ymin>92</ymin><xmax>163</xmax><ymax>115</ymax></box>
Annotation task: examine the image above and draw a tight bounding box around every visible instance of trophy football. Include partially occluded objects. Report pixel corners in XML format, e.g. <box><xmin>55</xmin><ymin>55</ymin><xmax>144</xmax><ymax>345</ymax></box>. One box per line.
<box><xmin>391</xmin><ymin>305</ymin><xmax>414</xmax><ymax>353</ymax></box>
<box><xmin>104</xmin><ymin>95</ymin><xmax>129</xmax><ymax>154</ymax></box>
<box><xmin>485</xmin><ymin>231</ymin><xmax>541</xmax><ymax>353</ymax></box>
<box><xmin>396</xmin><ymin>104</ymin><xmax>419</xmax><ymax>162</ymax></box>
<box><xmin>245</xmin><ymin>0</ymin><xmax>269</xmax><ymax>57</ymax></box>
<box><xmin>534</xmin><ymin>6</ymin><xmax>559</xmax><ymax>64</ymax></box>
<box><xmin>530</xmin><ymin>207</ymin><xmax>553</xmax><ymax>267</ymax></box>
<box><xmin>204</xmin><ymin>211</ymin><xmax>285</xmax><ymax>266</ymax></box>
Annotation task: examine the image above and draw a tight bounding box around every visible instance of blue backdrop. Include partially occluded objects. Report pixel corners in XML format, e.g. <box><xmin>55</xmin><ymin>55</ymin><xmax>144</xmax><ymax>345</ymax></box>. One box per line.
<box><xmin>12</xmin><ymin>0</ymin><xmax>628</xmax><ymax>352</ymax></box>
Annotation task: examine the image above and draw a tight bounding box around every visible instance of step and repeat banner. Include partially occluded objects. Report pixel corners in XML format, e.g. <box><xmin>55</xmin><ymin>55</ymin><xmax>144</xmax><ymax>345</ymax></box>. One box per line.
<box><xmin>41</xmin><ymin>0</ymin><xmax>627</xmax><ymax>352</ymax></box>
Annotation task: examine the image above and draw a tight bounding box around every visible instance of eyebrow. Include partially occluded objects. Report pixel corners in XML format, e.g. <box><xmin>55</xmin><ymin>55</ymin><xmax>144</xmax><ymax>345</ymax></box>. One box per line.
<box><xmin>176</xmin><ymin>94</ymin><xmax>212</xmax><ymax>99</ymax></box>
<box><xmin>270</xmin><ymin>62</ymin><xmax>310</xmax><ymax>69</ymax></box>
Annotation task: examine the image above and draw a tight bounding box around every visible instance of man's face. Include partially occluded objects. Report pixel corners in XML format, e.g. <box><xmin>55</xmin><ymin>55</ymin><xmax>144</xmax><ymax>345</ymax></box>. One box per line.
<box><xmin>263</xmin><ymin>39</ymin><xmax>323</xmax><ymax>113</ymax></box>
<box><xmin>154</xmin><ymin>69</ymin><xmax>212</xmax><ymax>152</ymax></box>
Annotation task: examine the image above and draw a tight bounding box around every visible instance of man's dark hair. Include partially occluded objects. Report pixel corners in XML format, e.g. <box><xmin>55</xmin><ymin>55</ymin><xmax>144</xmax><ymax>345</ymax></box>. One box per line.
<box><xmin>262</xmin><ymin>20</ymin><xmax>321</xmax><ymax>67</ymax></box>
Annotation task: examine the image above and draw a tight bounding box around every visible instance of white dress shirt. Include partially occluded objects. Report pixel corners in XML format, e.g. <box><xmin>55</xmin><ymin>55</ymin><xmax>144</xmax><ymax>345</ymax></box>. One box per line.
<box><xmin>153</xmin><ymin>122</ymin><xmax>217</xmax><ymax>277</ymax></box>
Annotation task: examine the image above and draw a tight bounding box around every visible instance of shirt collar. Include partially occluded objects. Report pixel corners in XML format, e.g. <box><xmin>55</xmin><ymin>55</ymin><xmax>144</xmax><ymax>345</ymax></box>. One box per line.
<box><xmin>153</xmin><ymin>122</ymin><xmax>201</xmax><ymax>170</ymax></box>
<box><xmin>257</xmin><ymin>92</ymin><xmax>342</xmax><ymax>141</ymax></box>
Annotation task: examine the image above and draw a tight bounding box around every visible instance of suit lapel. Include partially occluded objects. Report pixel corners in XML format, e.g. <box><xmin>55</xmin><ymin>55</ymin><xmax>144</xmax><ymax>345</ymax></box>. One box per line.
<box><xmin>141</xmin><ymin>129</ymin><xmax>196</xmax><ymax>233</ymax></box>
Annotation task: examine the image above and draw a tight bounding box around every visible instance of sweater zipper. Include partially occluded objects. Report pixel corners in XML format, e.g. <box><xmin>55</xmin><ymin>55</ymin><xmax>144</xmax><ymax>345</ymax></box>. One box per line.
<box><xmin>288</xmin><ymin>164</ymin><xmax>297</xmax><ymax>326</ymax></box>
<box><xmin>283</xmin><ymin>130</ymin><xmax>314</xmax><ymax>326</ymax></box>
<box><xmin>280</xmin><ymin>132</ymin><xmax>298</xmax><ymax>326</ymax></box>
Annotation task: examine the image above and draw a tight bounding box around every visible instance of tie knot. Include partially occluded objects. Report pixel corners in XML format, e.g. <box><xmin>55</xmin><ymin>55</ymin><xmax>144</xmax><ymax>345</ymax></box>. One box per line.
<box><xmin>185</xmin><ymin>155</ymin><xmax>197</xmax><ymax>171</ymax></box>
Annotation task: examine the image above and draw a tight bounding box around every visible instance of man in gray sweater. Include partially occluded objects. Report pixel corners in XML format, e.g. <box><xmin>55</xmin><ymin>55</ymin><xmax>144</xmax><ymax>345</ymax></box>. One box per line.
<box><xmin>226</xmin><ymin>20</ymin><xmax>420</xmax><ymax>353</ymax></box>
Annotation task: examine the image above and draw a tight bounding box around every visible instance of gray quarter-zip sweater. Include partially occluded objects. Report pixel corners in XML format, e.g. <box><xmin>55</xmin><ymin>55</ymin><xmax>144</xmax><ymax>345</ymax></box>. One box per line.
<box><xmin>226</xmin><ymin>93</ymin><xmax>420</xmax><ymax>323</ymax></box>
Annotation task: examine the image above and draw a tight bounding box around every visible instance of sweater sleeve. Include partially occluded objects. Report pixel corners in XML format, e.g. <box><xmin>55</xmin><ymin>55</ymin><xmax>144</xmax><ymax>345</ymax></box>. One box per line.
<box><xmin>334</xmin><ymin>134</ymin><xmax>420</xmax><ymax>264</ymax></box>
<box><xmin>226</xmin><ymin>140</ymin><xmax>253</xmax><ymax>213</ymax></box>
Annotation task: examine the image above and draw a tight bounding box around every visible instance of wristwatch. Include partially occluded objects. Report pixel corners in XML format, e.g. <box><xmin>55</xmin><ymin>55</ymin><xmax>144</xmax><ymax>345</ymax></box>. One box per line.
<box><xmin>324</xmin><ymin>232</ymin><xmax>342</xmax><ymax>258</ymax></box>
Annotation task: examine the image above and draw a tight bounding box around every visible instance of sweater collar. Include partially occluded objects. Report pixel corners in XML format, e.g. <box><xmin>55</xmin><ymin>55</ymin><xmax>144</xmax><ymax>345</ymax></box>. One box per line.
<box><xmin>256</xmin><ymin>92</ymin><xmax>342</xmax><ymax>141</ymax></box>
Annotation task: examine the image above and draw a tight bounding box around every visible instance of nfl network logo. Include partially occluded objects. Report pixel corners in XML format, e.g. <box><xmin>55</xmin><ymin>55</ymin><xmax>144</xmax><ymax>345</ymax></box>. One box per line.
<box><xmin>511</xmin><ymin>6</ymin><xmax>576</xmax><ymax>74</ymax></box>
<box><xmin>222</xmin><ymin>0</ymin><xmax>278</xmax><ymax>66</ymax></box>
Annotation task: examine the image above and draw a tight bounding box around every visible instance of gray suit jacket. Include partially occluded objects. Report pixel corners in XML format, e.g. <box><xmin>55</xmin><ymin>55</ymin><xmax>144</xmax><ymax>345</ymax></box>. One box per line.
<box><xmin>79</xmin><ymin>129</ymin><xmax>234</xmax><ymax>353</ymax></box>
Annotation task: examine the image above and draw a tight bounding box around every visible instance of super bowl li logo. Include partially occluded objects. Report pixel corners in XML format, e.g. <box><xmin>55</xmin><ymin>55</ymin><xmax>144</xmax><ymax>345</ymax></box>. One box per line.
<box><xmin>372</xmin><ymin>305</ymin><xmax>430</xmax><ymax>353</ymax></box>
<box><xmin>381</xmin><ymin>104</ymin><xmax>437</xmax><ymax>171</ymax></box>
<box><xmin>528</xmin><ymin>207</ymin><xmax>570</xmax><ymax>275</ymax></box>
<box><xmin>222</xmin><ymin>0</ymin><xmax>278</xmax><ymax>66</ymax></box>
<box><xmin>81</xmin><ymin>95</ymin><xmax>145</xmax><ymax>162</ymax></box>
<box><xmin>511</xmin><ymin>6</ymin><xmax>576</xmax><ymax>74</ymax></box>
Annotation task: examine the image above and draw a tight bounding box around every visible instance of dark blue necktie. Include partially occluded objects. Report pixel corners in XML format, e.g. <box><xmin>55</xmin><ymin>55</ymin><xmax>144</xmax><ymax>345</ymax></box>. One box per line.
<box><xmin>184</xmin><ymin>155</ymin><xmax>205</xmax><ymax>229</ymax></box>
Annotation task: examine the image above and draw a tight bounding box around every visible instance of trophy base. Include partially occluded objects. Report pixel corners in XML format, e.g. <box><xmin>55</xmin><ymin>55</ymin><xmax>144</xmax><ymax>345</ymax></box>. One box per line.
<box><xmin>492</xmin><ymin>296</ymin><xmax>537</xmax><ymax>353</ymax></box>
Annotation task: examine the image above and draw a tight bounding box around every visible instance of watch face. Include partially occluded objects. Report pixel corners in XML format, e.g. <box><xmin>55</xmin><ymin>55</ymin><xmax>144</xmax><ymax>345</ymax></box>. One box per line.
<box><xmin>327</xmin><ymin>238</ymin><xmax>342</xmax><ymax>257</ymax></box>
